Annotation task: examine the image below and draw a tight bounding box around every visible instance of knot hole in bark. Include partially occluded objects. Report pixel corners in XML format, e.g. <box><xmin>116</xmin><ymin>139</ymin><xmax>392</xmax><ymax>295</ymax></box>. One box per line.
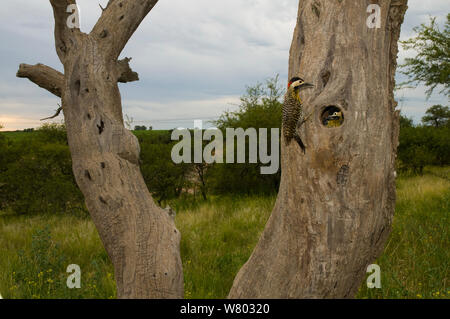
<box><xmin>321</xmin><ymin>106</ymin><xmax>344</xmax><ymax>128</ymax></box>
<box><xmin>337</xmin><ymin>165</ymin><xmax>349</xmax><ymax>186</ymax></box>
<box><xmin>99</xmin><ymin>196</ymin><xmax>107</xmax><ymax>205</ymax></box>
<box><xmin>311</xmin><ymin>1</ymin><xmax>321</xmax><ymax>18</ymax></box>
<box><xmin>84</xmin><ymin>170</ymin><xmax>92</xmax><ymax>181</ymax></box>
<box><xmin>97</xmin><ymin>120</ymin><xmax>105</xmax><ymax>134</ymax></box>
<box><xmin>321</xmin><ymin>71</ymin><xmax>331</xmax><ymax>88</ymax></box>
<box><xmin>74</xmin><ymin>79</ymin><xmax>81</xmax><ymax>95</ymax></box>
<box><xmin>100</xmin><ymin>30</ymin><xmax>108</xmax><ymax>38</ymax></box>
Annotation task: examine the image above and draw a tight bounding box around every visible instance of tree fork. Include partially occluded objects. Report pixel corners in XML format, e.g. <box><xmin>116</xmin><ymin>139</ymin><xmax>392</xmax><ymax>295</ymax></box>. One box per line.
<box><xmin>229</xmin><ymin>0</ymin><xmax>408</xmax><ymax>298</ymax></box>
<box><xmin>17</xmin><ymin>0</ymin><xmax>183</xmax><ymax>298</ymax></box>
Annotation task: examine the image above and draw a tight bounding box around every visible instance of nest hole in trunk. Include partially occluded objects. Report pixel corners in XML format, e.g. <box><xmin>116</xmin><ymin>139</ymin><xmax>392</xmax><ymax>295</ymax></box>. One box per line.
<box><xmin>321</xmin><ymin>106</ymin><xmax>344</xmax><ymax>128</ymax></box>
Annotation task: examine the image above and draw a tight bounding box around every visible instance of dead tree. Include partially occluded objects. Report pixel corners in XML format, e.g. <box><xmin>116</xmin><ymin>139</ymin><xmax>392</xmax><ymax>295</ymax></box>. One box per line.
<box><xmin>18</xmin><ymin>0</ymin><xmax>408</xmax><ymax>299</ymax></box>
<box><xmin>229</xmin><ymin>0</ymin><xmax>408</xmax><ymax>298</ymax></box>
<box><xmin>17</xmin><ymin>0</ymin><xmax>183</xmax><ymax>298</ymax></box>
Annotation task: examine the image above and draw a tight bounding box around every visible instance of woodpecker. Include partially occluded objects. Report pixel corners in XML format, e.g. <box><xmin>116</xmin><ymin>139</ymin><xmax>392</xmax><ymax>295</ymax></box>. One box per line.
<box><xmin>282</xmin><ymin>76</ymin><xmax>314</xmax><ymax>153</ymax></box>
<box><xmin>325</xmin><ymin>111</ymin><xmax>343</xmax><ymax>128</ymax></box>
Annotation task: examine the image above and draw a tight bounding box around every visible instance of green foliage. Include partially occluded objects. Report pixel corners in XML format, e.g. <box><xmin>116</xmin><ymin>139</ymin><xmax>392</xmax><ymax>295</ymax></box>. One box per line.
<box><xmin>398</xmin><ymin>126</ymin><xmax>433</xmax><ymax>174</ymax></box>
<box><xmin>134</xmin><ymin>129</ymin><xmax>172</xmax><ymax>144</ymax></box>
<box><xmin>140</xmin><ymin>140</ymin><xmax>191</xmax><ymax>204</ymax></box>
<box><xmin>399</xmin><ymin>114</ymin><xmax>414</xmax><ymax>129</ymax></box>
<box><xmin>399</xmin><ymin>14</ymin><xmax>450</xmax><ymax>98</ymax></box>
<box><xmin>36</xmin><ymin>123</ymin><xmax>67</xmax><ymax>143</ymax></box>
<box><xmin>215</xmin><ymin>75</ymin><xmax>283</xmax><ymax>130</ymax></box>
<box><xmin>136</xmin><ymin>75</ymin><xmax>286</xmax><ymax>201</ymax></box>
<box><xmin>134</xmin><ymin>125</ymin><xmax>147</xmax><ymax>131</ymax></box>
<box><xmin>398</xmin><ymin>106</ymin><xmax>450</xmax><ymax>174</ymax></box>
<box><xmin>1</xmin><ymin>79</ymin><xmax>448</xmax><ymax>215</ymax></box>
<box><xmin>1</xmin><ymin>104</ymin><xmax>448</xmax><ymax>216</ymax></box>
<box><xmin>398</xmin><ymin>125</ymin><xmax>450</xmax><ymax>174</ymax></box>
<box><xmin>421</xmin><ymin>104</ymin><xmax>450</xmax><ymax>127</ymax></box>
<box><xmin>0</xmin><ymin>124</ymin><xmax>85</xmax><ymax>216</ymax></box>
<box><xmin>211</xmin><ymin>75</ymin><xmax>283</xmax><ymax>195</ymax></box>
<box><xmin>0</xmin><ymin>130</ymin><xmax>8</xmax><ymax>174</ymax></box>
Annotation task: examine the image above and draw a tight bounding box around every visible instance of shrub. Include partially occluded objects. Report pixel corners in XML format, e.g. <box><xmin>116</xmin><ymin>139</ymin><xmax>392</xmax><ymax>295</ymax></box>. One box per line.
<box><xmin>0</xmin><ymin>124</ymin><xmax>86</xmax><ymax>215</ymax></box>
<box><xmin>210</xmin><ymin>75</ymin><xmax>283</xmax><ymax>195</ymax></box>
<box><xmin>140</xmin><ymin>141</ymin><xmax>191</xmax><ymax>204</ymax></box>
<box><xmin>398</xmin><ymin>125</ymin><xmax>450</xmax><ymax>174</ymax></box>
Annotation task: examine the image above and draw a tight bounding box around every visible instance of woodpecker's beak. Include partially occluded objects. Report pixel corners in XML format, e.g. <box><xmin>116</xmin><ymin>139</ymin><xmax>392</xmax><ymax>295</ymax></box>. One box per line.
<box><xmin>298</xmin><ymin>82</ymin><xmax>314</xmax><ymax>90</ymax></box>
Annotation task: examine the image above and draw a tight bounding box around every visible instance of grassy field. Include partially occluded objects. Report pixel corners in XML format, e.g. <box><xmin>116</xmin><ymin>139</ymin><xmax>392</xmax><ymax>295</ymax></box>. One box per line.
<box><xmin>0</xmin><ymin>169</ymin><xmax>448</xmax><ymax>299</ymax></box>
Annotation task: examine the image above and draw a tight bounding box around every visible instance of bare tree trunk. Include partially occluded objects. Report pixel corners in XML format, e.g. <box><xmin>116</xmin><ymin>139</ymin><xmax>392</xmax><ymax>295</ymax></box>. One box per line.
<box><xmin>229</xmin><ymin>0</ymin><xmax>408</xmax><ymax>298</ymax></box>
<box><xmin>17</xmin><ymin>0</ymin><xmax>183</xmax><ymax>299</ymax></box>
<box><xmin>195</xmin><ymin>163</ymin><xmax>208</xmax><ymax>200</ymax></box>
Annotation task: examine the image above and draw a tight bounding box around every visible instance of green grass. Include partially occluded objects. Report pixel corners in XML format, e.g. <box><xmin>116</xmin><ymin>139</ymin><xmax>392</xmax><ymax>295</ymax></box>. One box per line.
<box><xmin>0</xmin><ymin>214</ymin><xmax>115</xmax><ymax>299</ymax></box>
<box><xmin>357</xmin><ymin>173</ymin><xmax>449</xmax><ymax>299</ymax></box>
<box><xmin>177</xmin><ymin>195</ymin><xmax>274</xmax><ymax>298</ymax></box>
<box><xmin>0</xmin><ymin>171</ymin><xmax>448</xmax><ymax>299</ymax></box>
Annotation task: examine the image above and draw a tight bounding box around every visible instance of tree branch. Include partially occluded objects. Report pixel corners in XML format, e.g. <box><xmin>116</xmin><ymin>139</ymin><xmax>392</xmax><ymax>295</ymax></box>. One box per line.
<box><xmin>17</xmin><ymin>63</ymin><xmax>64</xmax><ymax>97</ymax></box>
<box><xmin>91</xmin><ymin>0</ymin><xmax>159</xmax><ymax>59</ymax></box>
<box><xmin>50</xmin><ymin>0</ymin><xmax>81</xmax><ymax>62</ymax></box>
<box><xmin>41</xmin><ymin>104</ymin><xmax>63</xmax><ymax>121</ymax></box>
<box><xmin>16</xmin><ymin>59</ymin><xmax>138</xmax><ymax>98</ymax></box>
<box><xmin>117</xmin><ymin>58</ymin><xmax>139</xmax><ymax>83</ymax></box>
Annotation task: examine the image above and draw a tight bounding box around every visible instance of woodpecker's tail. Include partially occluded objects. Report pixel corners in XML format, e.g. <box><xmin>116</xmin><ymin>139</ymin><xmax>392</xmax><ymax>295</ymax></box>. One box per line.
<box><xmin>294</xmin><ymin>134</ymin><xmax>306</xmax><ymax>154</ymax></box>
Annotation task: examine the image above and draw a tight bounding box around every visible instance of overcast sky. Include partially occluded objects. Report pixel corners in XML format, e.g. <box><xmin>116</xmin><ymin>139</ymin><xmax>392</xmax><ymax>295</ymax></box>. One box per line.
<box><xmin>0</xmin><ymin>0</ymin><xmax>448</xmax><ymax>131</ymax></box>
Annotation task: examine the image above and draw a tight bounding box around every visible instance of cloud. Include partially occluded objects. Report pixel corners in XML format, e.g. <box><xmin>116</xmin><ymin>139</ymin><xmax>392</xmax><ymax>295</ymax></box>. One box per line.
<box><xmin>0</xmin><ymin>0</ymin><xmax>448</xmax><ymax>131</ymax></box>
<box><xmin>122</xmin><ymin>95</ymin><xmax>241</xmax><ymax>130</ymax></box>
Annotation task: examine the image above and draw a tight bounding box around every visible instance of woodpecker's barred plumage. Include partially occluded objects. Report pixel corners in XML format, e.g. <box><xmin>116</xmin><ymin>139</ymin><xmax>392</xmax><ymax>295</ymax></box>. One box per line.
<box><xmin>282</xmin><ymin>85</ymin><xmax>303</xmax><ymax>147</ymax></box>
<box><xmin>282</xmin><ymin>77</ymin><xmax>314</xmax><ymax>153</ymax></box>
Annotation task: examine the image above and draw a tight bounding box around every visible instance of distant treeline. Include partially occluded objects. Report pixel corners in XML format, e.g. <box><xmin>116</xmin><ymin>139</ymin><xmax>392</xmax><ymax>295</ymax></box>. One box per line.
<box><xmin>398</xmin><ymin>106</ymin><xmax>450</xmax><ymax>174</ymax></box>
<box><xmin>0</xmin><ymin>77</ymin><xmax>448</xmax><ymax>215</ymax></box>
